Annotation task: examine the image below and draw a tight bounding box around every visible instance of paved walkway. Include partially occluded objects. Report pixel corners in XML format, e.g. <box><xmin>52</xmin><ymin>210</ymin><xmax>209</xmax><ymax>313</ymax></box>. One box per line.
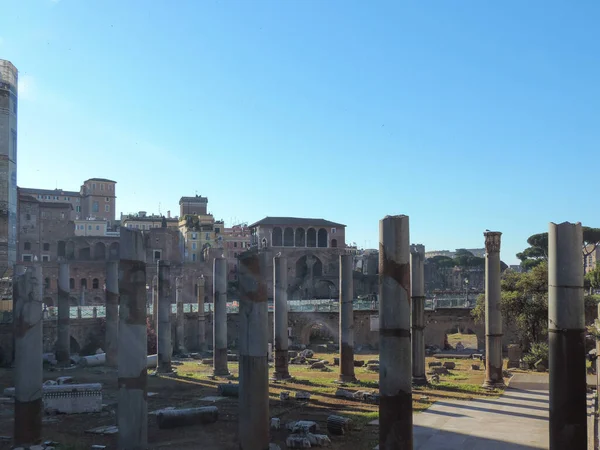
<box><xmin>413</xmin><ymin>373</ymin><xmax>549</xmax><ymax>449</ymax></box>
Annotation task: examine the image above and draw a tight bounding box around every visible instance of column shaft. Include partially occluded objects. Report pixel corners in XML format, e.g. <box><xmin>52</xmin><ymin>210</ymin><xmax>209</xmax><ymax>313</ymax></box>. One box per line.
<box><xmin>273</xmin><ymin>256</ymin><xmax>290</xmax><ymax>380</ymax></box>
<box><xmin>157</xmin><ymin>261</ymin><xmax>172</xmax><ymax>373</ymax></box>
<box><xmin>117</xmin><ymin>229</ymin><xmax>148</xmax><ymax>450</ymax></box>
<box><xmin>176</xmin><ymin>277</ymin><xmax>186</xmax><ymax>354</ymax></box>
<box><xmin>339</xmin><ymin>254</ymin><xmax>356</xmax><ymax>382</ymax></box>
<box><xmin>483</xmin><ymin>232</ymin><xmax>504</xmax><ymax>388</ymax></box>
<box><xmin>197</xmin><ymin>276</ymin><xmax>206</xmax><ymax>352</ymax></box>
<box><xmin>105</xmin><ymin>261</ymin><xmax>119</xmax><ymax>368</ymax></box>
<box><xmin>411</xmin><ymin>244</ymin><xmax>427</xmax><ymax>385</ymax></box>
<box><xmin>378</xmin><ymin>215</ymin><xmax>413</xmax><ymax>449</ymax></box>
<box><xmin>548</xmin><ymin>222</ymin><xmax>586</xmax><ymax>449</ymax></box>
<box><xmin>57</xmin><ymin>263</ymin><xmax>70</xmax><ymax>365</ymax></box>
<box><xmin>238</xmin><ymin>251</ymin><xmax>269</xmax><ymax>450</ymax></box>
<box><xmin>213</xmin><ymin>258</ymin><xmax>229</xmax><ymax>376</ymax></box>
<box><xmin>14</xmin><ymin>265</ymin><xmax>43</xmax><ymax>446</ymax></box>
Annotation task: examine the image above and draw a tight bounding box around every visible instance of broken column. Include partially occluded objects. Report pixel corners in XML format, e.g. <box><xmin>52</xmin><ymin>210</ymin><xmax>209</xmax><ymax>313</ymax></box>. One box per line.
<box><xmin>238</xmin><ymin>250</ymin><xmax>269</xmax><ymax>450</ymax></box>
<box><xmin>117</xmin><ymin>228</ymin><xmax>148</xmax><ymax>450</ymax></box>
<box><xmin>483</xmin><ymin>231</ymin><xmax>504</xmax><ymax>389</ymax></box>
<box><xmin>176</xmin><ymin>276</ymin><xmax>186</xmax><ymax>354</ymax></box>
<box><xmin>548</xmin><ymin>222</ymin><xmax>586</xmax><ymax>449</ymax></box>
<box><xmin>339</xmin><ymin>253</ymin><xmax>356</xmax><ymax>383</ymax></box>
<box><xmin>213</xmin><ymin>257</ymin><xmax>229</xmax><ymax>376</ymax></box>
<box><xmin>197</xmin><ymin>275</ymin><xmax>206</xmax><ymax>352</ymax></box>
<box><xmin>14</xmin><ymin>264</ymin><xmax>43</xmax><ymax>447</ymax></box>
<box><xmin>379</xmin><ymin>215</ymin><xmax>413</xmax><ymax>449</ymax></box>
<box><xmin>411</xmin><ymin>244</ymin><xmax>427</xmax><ymax>386</ymax></box>
<box><xmin>273</xmin><ymin>255</ymin><xmax>291</xmax><ymax>380</ymax></box>
<box><xmin>56</xmin><ymin>262</ymin><xmax>70</xmax><ymax>366</ymax></box>
<box><xmin>157</xmin><ymin>260</ymin><xmax>172</xmax><ymax>373</ymax></box>
<box><xmin>105</xmin><ymin>261</ymin><xmax>119</xmax><ymax>368</ymax></box>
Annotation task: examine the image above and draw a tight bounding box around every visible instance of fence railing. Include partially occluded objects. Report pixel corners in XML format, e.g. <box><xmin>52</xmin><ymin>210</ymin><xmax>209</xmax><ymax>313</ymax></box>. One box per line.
<box><xmin>0</xmin><ymin>297</ymin><xmax>475</xmax><ymax>324</ymax></box>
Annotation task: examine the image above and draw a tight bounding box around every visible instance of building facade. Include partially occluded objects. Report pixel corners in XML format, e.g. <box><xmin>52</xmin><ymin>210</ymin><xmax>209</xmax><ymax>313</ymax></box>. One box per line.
<box><xmin>121</xmin><ymin>211</ymin><xmax>179</xmax><ymax>230</ymax></box>
<box><xmin>585</xmin><ymin>244</ymin><xmax>600</xmax><ymax>274</ymax></box>
<box><xmin>0</xmin><ymin>60</ymin><xmax>18</xmax><ymax>272</ymax></box>
<box><xmin>249</xmin><ymin>217</ymin><xmax>345</xmax><ymax>250</ymax></box>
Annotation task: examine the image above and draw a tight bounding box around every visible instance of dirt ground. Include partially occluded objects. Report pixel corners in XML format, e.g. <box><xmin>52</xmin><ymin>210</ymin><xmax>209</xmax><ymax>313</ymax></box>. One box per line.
<box><xmin>0</xmin><ymin>352</ymin><xmax>503</xmax><ymax>449</ymax></box>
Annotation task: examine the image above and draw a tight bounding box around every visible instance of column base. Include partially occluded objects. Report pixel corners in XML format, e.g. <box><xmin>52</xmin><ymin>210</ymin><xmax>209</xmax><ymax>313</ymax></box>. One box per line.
<box><xmin>482</xmin><ymin>380</ymin><xmax>505</xmax><ymax>389</ymax></box>
<box><xmin>271</xmin><ymin>372</ymin><xmax>293</xmax><ymax>381</ymax></box>
<box><xmin>337</xmin><ymin>374</ymin><xmax>357</xmax><ymax>383</ymax></box>
<box><xmin>213</xmin><ymin>369</ymin><xmax>231</xmax><ymax>378</ymax></box>
<box><xmin>412</xmin><ymin>376</ymin><xmax>428</xmax><ymax>386</ymax></box>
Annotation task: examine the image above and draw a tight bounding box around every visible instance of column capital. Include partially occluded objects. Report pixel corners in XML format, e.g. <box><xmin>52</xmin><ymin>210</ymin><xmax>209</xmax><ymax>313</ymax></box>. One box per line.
<box><xmin>484</xmin><ymin>231</ymin><xmax>502</xmax><ymax>254</ymax></box>
<box><xmin>410</xmin><ymin>244</ymin><xmax>425</xmax><ymax>257</ymax></box>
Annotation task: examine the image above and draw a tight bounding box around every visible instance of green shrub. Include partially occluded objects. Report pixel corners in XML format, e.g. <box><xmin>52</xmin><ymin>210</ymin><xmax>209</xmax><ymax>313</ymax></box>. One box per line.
<box><xmin>522</xmin><ymin>342</ymin><xmax>548</xmax><ymax>368</ymax></box>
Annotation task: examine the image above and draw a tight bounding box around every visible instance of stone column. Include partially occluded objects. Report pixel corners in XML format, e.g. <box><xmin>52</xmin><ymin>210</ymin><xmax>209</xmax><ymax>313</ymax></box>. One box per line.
<box><xmin>157</xmin><ymin>260</ymin><xmax>172</xmax><ymax>373</ymax></box>
<box><xmin>273</xmin><ymin>255</ymin><xmax>291</xmax><ymax>380</ymax></box>
<box><xmin>176</xmin><ymin>276</ymin><xmax>186</xmax><ymax>354</ymax></box>
<box><xmin>339</xmin><ymin>254</ymin><xmax>356</xmax><ymax>382</ymax></box>
<box><xmin>105</xmin><ymin>261</ymin><xmax>119</xmax><ymax>368</ymax></box>
<box><xmin>483</xmin><ymin>231</ymin><xmax>504</xmax><ymax>388</ymax></box>
<box><xmin>197</xmin><ymin>275</ymin><xmax>206</xmax><ymax>352</ymax></box>
<box><xmin>14</xmin><ymin>265</ymin><xmax>43</xmax><ymax>447</ymax></box>
<box><xmin>213</xmin><ymin>257</ymin><xmax>229</xmax><ymax>376</ymax></box>
<box><xmin>56</xmin><ymin>263</ymin><xmax>70</xmax><ymax>366</ymax></box>
<box><xmin>117</xmin><ymin>229</ymin><xmax>148</xmax><ymax>450</ymax></box>
<box><xmin>152</xmin><ymin>275</ymin><xmax>158</xmax><ymax>326</ymax></box>
<box><xmin>378</xmin><ymin>215</ymin><xmax>412</xmax><ymax>449</ymax></box>
<box><xmin>548</xmin><ymin>222</ymin><xmax>586</xmax><ymax>449</ymax></box>
<box><xmin>411</xmin><ymin>244</ymin><xmax>427</xmax><ymax>386</ymax></box>
<box><xmin>239</xmin><ymin>251</ymin><xmax>269</xmax><ymax>450</ymax></box>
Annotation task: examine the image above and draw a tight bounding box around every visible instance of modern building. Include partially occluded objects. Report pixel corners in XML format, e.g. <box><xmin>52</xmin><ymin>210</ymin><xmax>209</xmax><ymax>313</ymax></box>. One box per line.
<box><xmin>585</xmin><ymin>244</ymin><xmax>600</xmax><ymax>274</ymax></box>
<box><xmin>121</xmin><ymin>211</ymin><xmax>179</xmax><ymax>230</ymax></box>
<box><xmin>19</xmin><ymin>177</ymin><xmax>117</xmax><ymax>226</ymax></box>
<box><xmin>0</xmin><ymin>59</ymin><xmax>18</xmax><ymax>272</ymax></box>
<box><xmin>179</xmin><ymin>195</ymin><xmax>208</xmax><ymax>217</ymax></box>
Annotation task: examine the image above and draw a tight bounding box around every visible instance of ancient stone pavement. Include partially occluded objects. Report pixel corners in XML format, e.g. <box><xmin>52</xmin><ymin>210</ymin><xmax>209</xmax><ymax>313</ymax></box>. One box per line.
<box><xmin>413</xmin><ymin>373</ymin><xmax>549</xmax><ymax>449</ymax></box>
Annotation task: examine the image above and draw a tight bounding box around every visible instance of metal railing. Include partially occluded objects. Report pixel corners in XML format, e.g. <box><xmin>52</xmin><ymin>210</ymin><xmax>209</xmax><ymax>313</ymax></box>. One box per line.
<box><xmin>0</xmin><ymin>297</ymin><xmax>475</xmax><ymax>323</ymax></box>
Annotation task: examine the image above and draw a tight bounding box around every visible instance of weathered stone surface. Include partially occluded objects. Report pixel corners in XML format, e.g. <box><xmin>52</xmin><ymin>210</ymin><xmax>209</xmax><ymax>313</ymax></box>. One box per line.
<box><xmin>443</xmin><ymin>362</ymin><xmax>456</xmax><ymax>370</ymax></box>
<box><xmin>430</xmin><ymin>367</ymin><xmax>449</xmax><ymax>375</ymax></box>
<box><xmin>428</xmin><ymin>361</ymin><xmax>442</xmax><ymax>367</ymax></box>
<box><xmin>367</xmin><ymin>364</ymin><xmax>380</xmax><ymax>372</ymax></box>
<box><xmin>310</xmin><ymin>362</ymin><xmax>325</xmax><ymax>370</ymax></box>
<box><xmin>353</xmin><ymin>360</ymin><xmax>365</xmax><ymax>367</ymax></box>
<box><xmin>471</xmin><ymin>364</ymin><xmax>480</xmax><ymax>370</ymax></box>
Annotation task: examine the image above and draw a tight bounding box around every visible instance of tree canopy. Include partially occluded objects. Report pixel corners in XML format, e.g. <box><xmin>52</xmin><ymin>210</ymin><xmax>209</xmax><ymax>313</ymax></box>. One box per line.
<box><xmin>517</xmin><ymin>226</ymin><xmax>600</xmax><ymax>270</ymax></box>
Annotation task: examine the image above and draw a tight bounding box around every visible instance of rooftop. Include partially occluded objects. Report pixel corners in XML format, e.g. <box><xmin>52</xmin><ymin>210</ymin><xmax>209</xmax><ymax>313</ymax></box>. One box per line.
<box><xmin>180</xmin><ymin>195</ymin><xmax>208</xmax><ymax>203</ymax></box>
<box><xmin>86</xmin><ymin>178</ymin><xmax>117</xmax><ymax>183</ymax></box>
<box><xmin>19</xmin><ymin>187</ymin><xmax>80</xmax><ymax>197</ymax></box>
<box><xmin>249</xmin><ymin>217</ymin><xmax>346</xmax><ymax>228</ymax></box>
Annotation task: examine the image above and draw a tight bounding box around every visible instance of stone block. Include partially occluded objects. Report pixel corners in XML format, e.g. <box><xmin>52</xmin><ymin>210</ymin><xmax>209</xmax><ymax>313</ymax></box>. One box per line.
<box><xmin>471</xmin><ymin>364</ymin><xmax>480</xmax><ymax>370</ymax></box>
<box><xmin>428</xmin><ymin>361</ymin><xmax>442</xmax><ymax>367</ymax></box>
<box><xmin>44</xmin><ymin>383</ymin><xmax>103</xmax><ymax>414</ymax></box>
<box><xmin>353</xmin><ymin>360</ymin><xmax>365</xmax><ymax>367</ymax></box>
<box><xmin>430</xmin><ymin>367</ymin><xmax>448</xmax><ymax>375</ymax></box>
<box><xmin>443</xmin><ymin>362</ymin><xmax>456</xmax><ymax>370</ymax></box>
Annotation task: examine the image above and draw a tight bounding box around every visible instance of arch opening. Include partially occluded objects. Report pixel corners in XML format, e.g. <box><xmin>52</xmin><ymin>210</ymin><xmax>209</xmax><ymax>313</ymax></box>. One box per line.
<box><xmin>317</xmin><ymin>228</ymin><xmax>328</xmax><ymax>248</ymax></box>
<box><xmin>283</xmin><ymin>227</ymin><xmax>294</xmax><ymax>247</ymax></box>
<box><xmin>272</xmin><ymin>227</ymin><xmax>283</xmax><ymax>246</ymax></box>
<box><xmin>306</xmin><ymin>228</ymin><xmax>316</xmax><ymax>247</ymax></box>
<box><xmin>94</xmin><ymin>242</ymin><xmax>106</xmax><ymax>260</ymax></box>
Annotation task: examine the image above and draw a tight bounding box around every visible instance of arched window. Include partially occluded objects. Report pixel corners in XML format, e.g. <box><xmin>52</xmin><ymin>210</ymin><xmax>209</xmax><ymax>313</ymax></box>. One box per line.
<box><xmin>24</xmin><ymin>241</ymin><xmax>31</xmax><ymax>250</ymax></box>
<box><xmin>272</xmin><ymin>227</ymin><xmax>283</xmax><ymax>246</ymax></box>
<box><xmin>44</xmin><ymin>277</ymin><xmax>51</xmax><ymax>289</ymax></box>
<box><xmin>307</xmin><ymin>228</ymin><xmax>317</xmax><ymax>247</ymax></box>
<box><xmin>295</xmin><ymin>228</ymin><xmax>305</xmax><ymax>247</ymax></box>
<box><xmin>317</xmin><ymin>228</ymin><xmax>328</xmax><ymax>248</ymax></box>
<box><xmin>92</xmin><ymin>278</ymin><xmax>99</xmax><ymax>289</ymax></box>
<box><xmin>283</xmin><ymin>227</ymin><xmax>294</xmax><ymax>247</ymax></box>
<box><xmin>80</xmin><ymin>278</ymin><xmax>87</xmax><ymax>289</ymax></box>
<box><xmin>69</xmin><ymin>278</ymin><xmax>75</xmax><ymax>289</ymax></box>
<box><xmin>94</xmin><ymin>242</ymin><xmax>106</xmax><ymax>260</ymax></box>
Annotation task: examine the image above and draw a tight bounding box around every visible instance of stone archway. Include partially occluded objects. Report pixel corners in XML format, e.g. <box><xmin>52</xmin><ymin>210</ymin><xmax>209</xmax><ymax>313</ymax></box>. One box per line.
<box><xmin>299</xmin><ymin>319</ymin><xmax>339</xmax><ymax>346</ymax></box>
<box><xmin>94</xmin><ymin>242</ymin><xmax>106</xmax><ymax>260</ymax></box>
<box><xmin>314</xmin><ymin>279</ymin><xmax>336</xmax><ymax>299</ymax></box>
<box><xmin>444</xmin><ymin>325</ymin><xmax>479</xmax><ymax>351</ymax></box>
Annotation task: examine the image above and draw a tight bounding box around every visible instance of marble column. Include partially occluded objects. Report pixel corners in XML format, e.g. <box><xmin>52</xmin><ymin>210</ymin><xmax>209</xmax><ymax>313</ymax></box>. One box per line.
<box><xmin>378</xmin><ymin>215</ymin><xmax>412</xmax><ymax>449</ymax></box>
<box><xmin>56</xmin><ymin>263</ymin><xmax>70</xmax><ymax>366</ymax></box>
<box><xmin>273</xmin><ymin>256</ymin><xmax>291</xmax><ymax>380</ymax></box>
<box><xmin>105</xmin><ymin>261</ymin><xmax>119</xmax><ymax>368</ymax></box>
<box><xmin>213</xmin><ymin>257</ymin><xmax>229</xmax><ymax>376</ymax></box>
<box><xmin>411</xmin><ymin>244</ymin><xmax>427</xmax><ymax>386</ymax></box>
<box><xmin>483</xmin><ymin>231</ymin><xmax>504</xmax><ymax>388</ymax></box>
<box><xmin>339</xmin><ymin>254</ymin><xmax>356</xmax><ymax>382</ymax></box>
<box><xmin>157</xmin><ymin>260</ymin><xmax>172</xmax><ymax>373</ymax></box>
<box><xmin>175</xmin><ymin>276</ymin><xmax>186</xmax><ymax>354</ymax></box>
<box><xmin>197</xmin><ymin>275</ymin><xmax>206</xmax><ymax>352</ymax></box>
<box><xmin>548</xmin><ymin>222</ymin><xmax>586</xmax><ymax>449</ymax></box>
<box><xmin>117</xmin><ymin>229</ymin><xmax>148</xmax><ymax>449</ymax></box>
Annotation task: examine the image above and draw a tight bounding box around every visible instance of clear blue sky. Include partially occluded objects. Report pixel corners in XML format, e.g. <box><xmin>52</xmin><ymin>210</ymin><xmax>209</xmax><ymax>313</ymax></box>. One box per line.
<box><xmin>3</xmin><ymin>1</ymin><xmax>599</xmax><ymax>264</ymax></box>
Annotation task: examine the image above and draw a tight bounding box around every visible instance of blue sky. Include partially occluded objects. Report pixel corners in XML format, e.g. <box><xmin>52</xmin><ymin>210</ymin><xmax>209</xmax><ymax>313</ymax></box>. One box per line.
<box><xmin>3</xmin><ymin>1</ymin><xmax>599</xmax><ymax>264</ymax></box>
